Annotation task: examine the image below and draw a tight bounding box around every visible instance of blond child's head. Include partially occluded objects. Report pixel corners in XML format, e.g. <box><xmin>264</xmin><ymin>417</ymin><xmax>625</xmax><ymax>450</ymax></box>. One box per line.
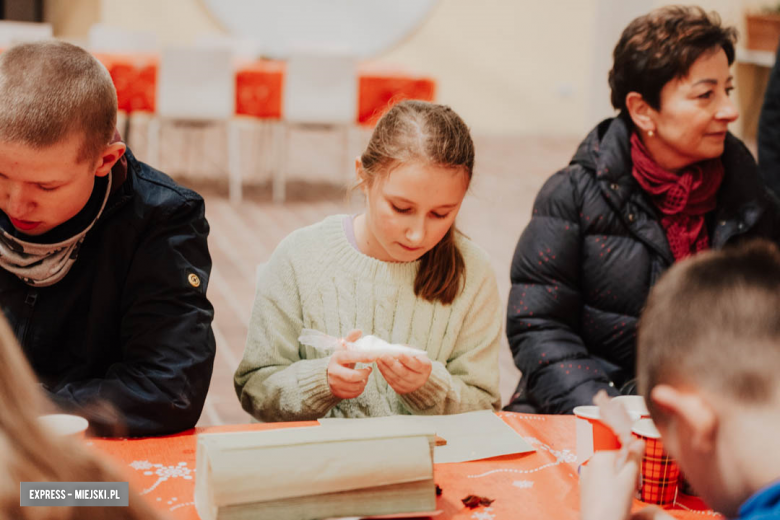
<box><xmin>0</xmin><ymin>40</ymin><xmax>125</xmax><ymax>236</ymax></box>
<box><xmin>637</xmin><ymin>239</ymin><xmax>780</xmax><ymax>516</ymax></box>
<box><xmin>356</xmin><ymin>100</ymin><xmax>474</xmax><ymax>305</ymax></box>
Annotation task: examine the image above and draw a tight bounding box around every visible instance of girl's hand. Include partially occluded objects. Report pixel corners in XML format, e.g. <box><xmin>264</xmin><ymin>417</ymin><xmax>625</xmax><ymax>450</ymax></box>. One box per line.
<box><xmin>377</xmin><ymin>352</ymin><xmax>432</xmax><ymax>394</ymax></box>
<box><xmin>327</xmin><ymin>330</ymin><xmax>377</xmax><ymax>399</ymax></box>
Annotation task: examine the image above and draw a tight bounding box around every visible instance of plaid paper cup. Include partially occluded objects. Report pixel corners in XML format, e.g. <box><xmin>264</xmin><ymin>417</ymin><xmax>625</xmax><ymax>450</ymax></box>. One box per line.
<box><xmin>632</xmin><ymin>418</ymin><xmax>680</xmax><ymax>505</ymax></box>
<box><xmin>677</xmin><ymin>470</ymin><xmax>697</xmax><ymax>496</ymax></box>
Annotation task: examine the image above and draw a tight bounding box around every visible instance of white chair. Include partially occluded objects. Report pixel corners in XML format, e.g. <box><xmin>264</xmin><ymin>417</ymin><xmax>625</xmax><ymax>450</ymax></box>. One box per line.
<box><xmin>150</xmin><ymin>46</ymin><xmax>244</xmax><ymax>204</ymax></box>
<box><xmin>88</xmin><ymin>23</ymin><xmax>158</xmax><ymax>53</ymax></box>
<box><xmin>277</xmin><ymin>50</ymin><xmax>358</xmax><ymax>202</ymax></box>
<box><xmin>0</xmin><ymin>21</ymin><xmax>52</xmax><ymax>47</ymax></box>
<box><xmin>194</xmin><ymin>34</ymin><xmax>262</xmax><ymax>61</ymax></box>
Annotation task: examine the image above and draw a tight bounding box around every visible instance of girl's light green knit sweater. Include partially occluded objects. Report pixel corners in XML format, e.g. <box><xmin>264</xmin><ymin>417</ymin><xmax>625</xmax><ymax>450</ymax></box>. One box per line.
<box><xmin>234</xmin><ymin>215</ymin><xmax>502</xmax><ymax>422</ymax></box>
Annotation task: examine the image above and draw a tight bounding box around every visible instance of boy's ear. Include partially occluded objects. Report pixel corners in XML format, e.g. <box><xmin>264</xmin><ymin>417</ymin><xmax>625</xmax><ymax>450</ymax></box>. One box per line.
<box><xmin>625</xmin><ymin>92</ymin><xmax>657</xmax><ymax>135</ymax></box>
<box><xmin>651</xmin><ymin>385</ymin><xmax>718</xmax><ymax>454</ymax></box>
<box><xmin>94</xmin><ymin>142</ymin><xmax>127</xmax><ymax>178</ymax></box>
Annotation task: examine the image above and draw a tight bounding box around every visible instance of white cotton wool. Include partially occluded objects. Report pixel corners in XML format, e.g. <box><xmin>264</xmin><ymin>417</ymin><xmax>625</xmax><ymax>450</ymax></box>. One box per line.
<box><xmin>347</xmin><ymin>335</ymin><xmax>428</xmax><ymax>357</ymax></box>
<box><xmin>297</xmin><ymin>328</ymin><xmax>427</xmax><ymax>357</ymax></box>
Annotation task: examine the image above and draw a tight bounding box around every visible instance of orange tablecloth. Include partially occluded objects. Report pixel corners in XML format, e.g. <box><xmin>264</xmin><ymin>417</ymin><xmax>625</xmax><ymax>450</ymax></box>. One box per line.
<box><xmin>90</xmin><ymin>412</ymin><xmax>717</xmax><ymax>520</ymax></box>
<box><xmin>94</xmin><ymin>53</ymin><xmax>435</xmax><ymax>123</ymax></box>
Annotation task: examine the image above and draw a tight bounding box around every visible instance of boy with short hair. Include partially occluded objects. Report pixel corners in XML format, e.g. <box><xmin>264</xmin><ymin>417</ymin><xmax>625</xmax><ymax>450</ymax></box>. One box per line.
<box><xmin>0</xmin><ymin>41</ymin><xmax>215</xmax><ymax>437</ymax></box>
<box><xmin>581</xmin><ymin>239</ymin><xmax>780</xmax><ymax>520</ymax></box>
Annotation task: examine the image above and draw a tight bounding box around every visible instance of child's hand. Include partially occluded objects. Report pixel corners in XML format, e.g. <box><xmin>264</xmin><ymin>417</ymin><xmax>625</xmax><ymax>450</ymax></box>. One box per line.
<box><xmin>580</xmin><ymin>441</ymin><xmax>644</xmax><ymax>520</ymax></box>
<box><xmin>376</xmin><ymin>352</ymin><xmax>432</xmax><ymax>394</ymax></box>
<box><xmin>339</xmin><ymin>329</ymin><xmax>363</xmax><ymax>349</ymax></box>
<box><xmin>327</xmin><ymin>330</ymin><xmax>377</xmax><ymax>399</ymax></box>
<box><xmin>630</xmin><ymin>506</ymin><xmax>675</xmax><ymax>520</ymax></box>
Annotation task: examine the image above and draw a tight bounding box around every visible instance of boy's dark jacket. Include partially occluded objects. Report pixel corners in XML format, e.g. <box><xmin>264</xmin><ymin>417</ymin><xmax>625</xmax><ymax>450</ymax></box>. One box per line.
<box><xmin>0</xmin><ymin>148</ymin><xmax>215</xmax><ymax>437</ymax></box>
<box><xmin>506</xmin><ymin>117</ymin><xmax>780</xmax><ymax>414</ymax></box>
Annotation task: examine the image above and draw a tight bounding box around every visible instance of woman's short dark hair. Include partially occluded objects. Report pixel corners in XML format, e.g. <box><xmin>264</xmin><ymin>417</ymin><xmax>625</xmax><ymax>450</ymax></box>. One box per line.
<box><xmin>608</xmin><ymin>6</ymin><xmax>737</xmax><ymax>119</ymax></box>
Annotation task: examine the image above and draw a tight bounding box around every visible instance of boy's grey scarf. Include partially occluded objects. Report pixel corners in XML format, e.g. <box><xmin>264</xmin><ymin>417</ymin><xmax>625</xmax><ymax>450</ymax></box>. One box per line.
<box><xmin>0</xmin><ymin>174</ymin><xmax>111</xmax><ymax>287</ymax></box>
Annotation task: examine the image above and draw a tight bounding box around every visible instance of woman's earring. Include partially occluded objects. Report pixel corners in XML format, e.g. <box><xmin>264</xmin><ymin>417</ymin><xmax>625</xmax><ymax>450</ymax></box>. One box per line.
<box><xmin>647</xmin><ymin>129</ymin><xmax>655</xmax><ymax>137</ymax></box>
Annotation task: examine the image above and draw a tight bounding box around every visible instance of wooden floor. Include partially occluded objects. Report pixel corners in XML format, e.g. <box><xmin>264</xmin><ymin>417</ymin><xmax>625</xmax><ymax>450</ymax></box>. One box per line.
<box><xmin>195</xmin><ymin>134</ymin><xmax>580</xmax><ymax>427</ymax></box>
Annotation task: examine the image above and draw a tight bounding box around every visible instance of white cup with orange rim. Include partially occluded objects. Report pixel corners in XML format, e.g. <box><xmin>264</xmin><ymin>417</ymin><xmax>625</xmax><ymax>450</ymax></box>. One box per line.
<box><xmin>574</xmin><ymin>403</ymin><xmax>642</xmax><ymax>464</ymax></box>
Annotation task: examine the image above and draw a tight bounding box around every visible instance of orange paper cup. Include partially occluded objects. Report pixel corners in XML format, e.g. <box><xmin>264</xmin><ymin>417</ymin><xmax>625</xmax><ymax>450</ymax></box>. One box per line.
<box><xmin>574</xmin><ymin>405</ymin><xmax>621</xmax><ymax>463</ymax></box>
<box><xmin>632</xmin><ymin>418</ymin><xmax>680</xmax><ymax>505</ymax></box>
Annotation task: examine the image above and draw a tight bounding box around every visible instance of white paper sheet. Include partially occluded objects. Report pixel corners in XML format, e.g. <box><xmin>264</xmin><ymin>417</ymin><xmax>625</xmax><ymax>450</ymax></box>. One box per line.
<box><xmin>318</xmin><ymin>410</ymin><xmax>534</xmax><ymax>464</ymax></box>
<box><xmin>327</xmin><ymin>511</ymin><xmax>443</xmax><ymax>520</ymax></box>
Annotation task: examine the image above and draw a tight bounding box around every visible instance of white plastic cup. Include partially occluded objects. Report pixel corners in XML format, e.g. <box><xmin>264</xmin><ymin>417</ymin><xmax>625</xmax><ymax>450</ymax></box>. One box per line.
<box><xmin>37</xmin><ymin>414</ymin><xmax>89</xmax><ymax>438</ymax></box>
<box><xmin>613</xmin><ymin>395</ymin><xmax>651</xmax><ymax>418</ymax></box>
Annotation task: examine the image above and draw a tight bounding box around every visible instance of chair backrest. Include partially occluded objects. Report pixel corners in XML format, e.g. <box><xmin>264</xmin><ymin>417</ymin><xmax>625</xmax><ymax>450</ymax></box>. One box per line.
<box><xmin>88</xmin><ymin>23</ymin><xmax>158</xmax><ymax>53</ymax></box>
<box><xmin>157</xmin><ymin>46</ymin><xmax>236</xmax><ymax>121</ymax></box>
<box><xmin>283</xmin><ymin>51</ymin><xmax>358</xmax><ymax>125</ymax></box>
<box><xmin>0</xmin><ymin>21</ymin><xmax>52</xmax><ymax>47</ymax></box>
<box><xmin>194</xmin><ymin>34</ymin><xmax>261</xmax><ymax>62</ymax></box>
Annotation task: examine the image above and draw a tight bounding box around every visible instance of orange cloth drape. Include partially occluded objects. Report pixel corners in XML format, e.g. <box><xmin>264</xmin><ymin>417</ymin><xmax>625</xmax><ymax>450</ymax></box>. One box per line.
<box><xmin>95</xmin><ymin>53</ymin><xmax>435</xmax><ymax>123</ymax></box>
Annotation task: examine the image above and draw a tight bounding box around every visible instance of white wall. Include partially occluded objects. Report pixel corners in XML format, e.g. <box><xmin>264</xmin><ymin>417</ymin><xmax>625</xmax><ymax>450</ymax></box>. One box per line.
<box><xmin>43</xmin><ymin>0</ymin><xmax>100</xmax><ymax>41</ymax></box>
<box><xmin>377</xmin><ymin>0</ymin><xmax>598</xmax><ymax>136</ymax></box>
<box><xmin>99</xmin><ymin>0</ymin><xmax>222</xmax><ymax>45</ymax></box>
<box><xmin>45</xmin><ymin>0</ymin><xmax>777</xmax><ymax>136</ymax></box>
<box><xmin>378</xmin><ymin>0</ymin><xmax>771</xmax><ymax>135</ymax></box>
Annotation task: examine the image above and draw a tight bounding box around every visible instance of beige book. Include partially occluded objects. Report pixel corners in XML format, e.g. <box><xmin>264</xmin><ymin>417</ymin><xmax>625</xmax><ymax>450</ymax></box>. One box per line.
<box><xmin>215</xmin><ymin>479</ymin><xmax>436</xmax><ymax>520</ymax></box>
<box><xmin>195</xmin><ymin>424</ymin><xmax>437</xmax><ymax>520</ymax></box>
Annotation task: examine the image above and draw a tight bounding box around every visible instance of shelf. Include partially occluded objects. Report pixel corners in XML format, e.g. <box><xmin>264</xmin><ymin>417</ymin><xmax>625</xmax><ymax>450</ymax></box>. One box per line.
<box><xmin>736</xmin><ymin>47</ymin><xmax>776</xmax><ymax>68</ymax></box>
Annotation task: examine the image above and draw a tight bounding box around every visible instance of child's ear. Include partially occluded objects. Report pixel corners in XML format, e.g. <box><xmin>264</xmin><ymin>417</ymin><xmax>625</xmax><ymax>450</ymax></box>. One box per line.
<box><xmin>355</xmin><ymin>157</ymin><xmax>369</xmax><ymax>193</ymax></box>
<box><xmin>94</xmin><ymin>142</ymin><xmax>126</xmax><ymax>178</ymax></box>
<box><xmin>651</xmin><ymin>385</ymin><xmax>717</xmax><ymax>454</ymax></box>
<box><xmin>355</xmin><ymin>157</ymin><xmax>364</xmax><ymax>181</ymax></box>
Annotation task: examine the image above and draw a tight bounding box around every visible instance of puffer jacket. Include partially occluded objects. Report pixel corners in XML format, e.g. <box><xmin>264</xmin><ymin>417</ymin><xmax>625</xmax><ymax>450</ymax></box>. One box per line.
<box><xmin>0</xmin><ymin>148</ymin><xmax>216</xmax><ymax>436</ymax></box>
<box><xmin>505</xmin><ymin>117</ymin><xmax>780</xmax><ymax>414</ymax></box>
<box><xmin>758</xmin><ymin>40</ymin><xmax>780</xmax><ymax>198</ymax></box>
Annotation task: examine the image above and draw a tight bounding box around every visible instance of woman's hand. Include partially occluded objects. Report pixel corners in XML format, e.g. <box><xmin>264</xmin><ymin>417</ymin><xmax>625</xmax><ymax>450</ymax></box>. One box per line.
<box><xmin>580</xmin><ymin>441</ymin><xmax>644</xmax><ymax>520</ymax></box>
<box><xmin>377</xmin><ymin>352</ymin><xmax>432</xmax><ymax>395</ymax></box>
<box><xmin>327</xmin><ymin>330</ymin><xmax>378</xmax><ymax>399</ymax></box>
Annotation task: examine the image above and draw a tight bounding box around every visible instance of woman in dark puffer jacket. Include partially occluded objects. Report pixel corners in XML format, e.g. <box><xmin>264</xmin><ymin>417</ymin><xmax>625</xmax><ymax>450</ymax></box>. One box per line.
<box><xmin>505</xmin><ymin>6</ymin><xmax>780</xmax><ymax>414</ymax></box>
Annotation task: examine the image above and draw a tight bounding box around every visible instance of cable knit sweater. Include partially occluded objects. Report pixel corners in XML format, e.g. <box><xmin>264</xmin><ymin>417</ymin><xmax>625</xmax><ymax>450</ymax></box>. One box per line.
<box><xmin>234</xmin><ymin>215</ymin><xmax>502</xmax><ymax>422</ymax></box>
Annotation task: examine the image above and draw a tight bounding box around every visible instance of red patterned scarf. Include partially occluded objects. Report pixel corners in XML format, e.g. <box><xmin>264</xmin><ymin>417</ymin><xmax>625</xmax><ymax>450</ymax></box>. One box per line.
<box><xmin>630</xmin><ymin>132</ymin><xmax>724</xmax><ymax>261</ymax></box>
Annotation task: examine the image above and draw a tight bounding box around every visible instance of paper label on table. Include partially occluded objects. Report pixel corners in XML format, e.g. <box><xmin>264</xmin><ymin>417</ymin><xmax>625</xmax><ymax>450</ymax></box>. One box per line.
<box><xmin>318</xmin><ymin>410</ymin><xmax>534</xmax><ymax>464</ymax></box>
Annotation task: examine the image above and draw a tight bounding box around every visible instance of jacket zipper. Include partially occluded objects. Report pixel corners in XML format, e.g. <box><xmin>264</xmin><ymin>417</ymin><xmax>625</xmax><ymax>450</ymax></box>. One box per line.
<box><xmin>713</xmin><ymin>218</ymin><xmax>751</xmax><ymax>248</ymax></box>
<box><xmin>599</xmin><ymin>181</ymin><xmax>675</xmax><ymax>266</ymax></box>
<box><xmin>20</xmin><ymin>289</ymin><xmax>39</xmax><ymax>348</ymax></box>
